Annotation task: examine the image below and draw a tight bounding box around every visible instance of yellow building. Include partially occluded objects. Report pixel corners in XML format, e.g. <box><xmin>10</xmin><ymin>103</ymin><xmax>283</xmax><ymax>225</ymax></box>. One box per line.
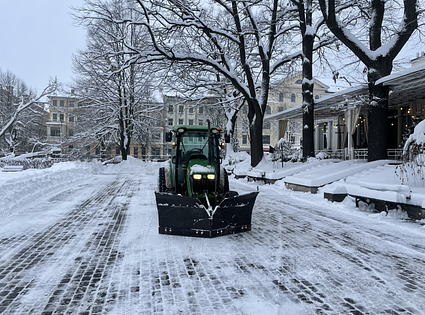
<box><xmin>235</xmin><ymin>73</ymin><xmax>330</xmax><ymax>152</ymax></box>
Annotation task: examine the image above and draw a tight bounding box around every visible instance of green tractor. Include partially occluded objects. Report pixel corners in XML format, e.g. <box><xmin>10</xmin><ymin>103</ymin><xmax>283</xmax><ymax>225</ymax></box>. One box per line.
<box><xmin>155</xmin><ymin>122</ymin><xmax>258</xmax><ymax>237</ymax></box>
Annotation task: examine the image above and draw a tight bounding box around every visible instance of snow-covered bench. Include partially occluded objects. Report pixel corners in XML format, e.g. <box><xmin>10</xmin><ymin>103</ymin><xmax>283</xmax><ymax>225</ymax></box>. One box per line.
<box><xmin>2</xmin><ymin>165</ymin><xmax>24</xmax><ymax>172</ymax></box>
<box><xmin>324</xmin><ymin>182</ymin><xmax>411</xmax><ymax>211</ymax></box>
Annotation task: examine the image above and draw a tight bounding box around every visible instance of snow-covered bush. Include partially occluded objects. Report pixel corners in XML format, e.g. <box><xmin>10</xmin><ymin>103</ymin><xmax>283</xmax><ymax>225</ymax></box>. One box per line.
<box><xmin>315</xmin><ymin>151</ymin><xmax>330</xmax><ymax>160</ymax></box>
<box><xmin>396</xmin><ymin>119</ymin><xmax>425</xmax><ymax>186</ymax></box>
<box><xmin>271</xmin><ymin>138</ymin><xmax>293</xmax><ymax>162</ymax></box>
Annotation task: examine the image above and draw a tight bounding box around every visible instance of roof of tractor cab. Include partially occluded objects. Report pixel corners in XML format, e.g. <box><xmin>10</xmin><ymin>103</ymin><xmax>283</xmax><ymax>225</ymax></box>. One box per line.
<box><xmin>172</xmin><ymin>125</ymin><xmax>220</xmax><ymax>132</ymax></box>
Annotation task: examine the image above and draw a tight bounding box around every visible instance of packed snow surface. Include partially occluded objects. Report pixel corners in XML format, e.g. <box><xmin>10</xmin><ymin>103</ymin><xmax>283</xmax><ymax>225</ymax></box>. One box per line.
<box><xmin>0</xmin><ymin>158</ymin><xmax>424</xmax><ymax>314</ymax></box>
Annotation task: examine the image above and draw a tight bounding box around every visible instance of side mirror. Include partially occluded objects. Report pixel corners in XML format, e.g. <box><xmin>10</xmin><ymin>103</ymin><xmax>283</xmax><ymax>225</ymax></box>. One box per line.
<box><xmin>225</xmin><ymin>134</ymin><xmax>231</xmax><ymax>143</ymax></box>
<box><xmin>165</xmin><ymin>131</ymin><xmax>172</xmax><ymax>142</ymax></box>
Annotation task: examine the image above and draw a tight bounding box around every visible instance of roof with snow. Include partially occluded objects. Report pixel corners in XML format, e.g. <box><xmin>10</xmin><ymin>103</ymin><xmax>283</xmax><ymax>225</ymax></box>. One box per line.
<box><xmin>265</xmin><ymin>85</ymin><xmax>369</xmax><ymax>121</ymax></box>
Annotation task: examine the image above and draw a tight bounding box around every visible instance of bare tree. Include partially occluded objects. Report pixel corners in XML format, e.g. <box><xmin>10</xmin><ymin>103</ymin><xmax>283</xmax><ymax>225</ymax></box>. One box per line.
<box><xmin>319</xmin><ymin>0</ymin><xmax>419</xmax><ymax>161</ymax></box>
<box><xmin>0</xmin><ymin>69</ymin><xmax>58</xmax><ymax>154</ymax></box>
<box><xmin>131</xmin><ymin>0</ymin><xmax>308</xmax><ymax>167</ymax></box>
<box><xmin>72</xmin><ymin>0</ymin><xmax>161</xmax><ymax>160</ymax></box>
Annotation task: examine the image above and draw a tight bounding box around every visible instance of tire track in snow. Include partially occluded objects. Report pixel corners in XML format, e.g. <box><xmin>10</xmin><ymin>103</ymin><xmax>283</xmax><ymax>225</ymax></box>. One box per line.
<box><xmin>0</xmin><ymin>178</ymin><xmax>134</xmax><ymax>314</ymax></box>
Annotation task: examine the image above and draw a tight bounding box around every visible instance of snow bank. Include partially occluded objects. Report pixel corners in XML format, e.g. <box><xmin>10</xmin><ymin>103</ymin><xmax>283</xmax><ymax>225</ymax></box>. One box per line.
<box><xmin>0</xmin><ymin>161</ymin><xmax>102</xmax><ymax>219</ymax></box>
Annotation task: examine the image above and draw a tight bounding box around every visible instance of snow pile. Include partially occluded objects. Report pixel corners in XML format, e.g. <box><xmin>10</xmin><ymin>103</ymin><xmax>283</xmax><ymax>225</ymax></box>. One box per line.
<box><xmin>190</xmin><ymin>164</ymin><xmax>215</xmax><ymax>174</ymax></box>
<box><xmin>0</xmin><ymin>161</ymin><xmax>102</xmax><ymax>219</ymax></box>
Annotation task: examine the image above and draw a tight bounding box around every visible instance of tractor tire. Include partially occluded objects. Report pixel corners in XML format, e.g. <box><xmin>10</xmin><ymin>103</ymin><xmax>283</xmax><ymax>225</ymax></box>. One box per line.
<box><xmin>158</xmin><ymin>167</ymin><xmax>167</xmax><ymax>193</ymax></box>
<box><xmin>223</xmin><ymin>171</ymin><xmax>229</xmax><ymax>194</ymax></box>
<box><xmin>219</xmin><ymin>170</ymin><xmax>230</xmax><ymax>195</ymax></box>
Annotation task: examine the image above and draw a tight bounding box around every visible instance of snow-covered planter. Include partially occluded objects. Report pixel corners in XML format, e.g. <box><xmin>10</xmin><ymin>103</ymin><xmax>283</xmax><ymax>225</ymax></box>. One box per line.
<box><xmin>396</xmin><ymin>119</ymin><xmax>425</xmax><ymax>186</ymax></box>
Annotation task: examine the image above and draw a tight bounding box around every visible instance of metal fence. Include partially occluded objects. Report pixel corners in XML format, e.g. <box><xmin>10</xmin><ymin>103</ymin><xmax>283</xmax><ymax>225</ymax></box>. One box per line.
<box><xmin>314</xmin><ymin>148</ymin><xmax>403</xmax><ymax>161</ymax></box>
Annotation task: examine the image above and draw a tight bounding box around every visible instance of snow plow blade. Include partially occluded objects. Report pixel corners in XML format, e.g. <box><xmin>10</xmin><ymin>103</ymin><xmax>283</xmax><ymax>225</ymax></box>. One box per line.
<box><xmin>155</xmin><ymin>191</ymin><xmax>259</xmax><ymax>238</ymax></box>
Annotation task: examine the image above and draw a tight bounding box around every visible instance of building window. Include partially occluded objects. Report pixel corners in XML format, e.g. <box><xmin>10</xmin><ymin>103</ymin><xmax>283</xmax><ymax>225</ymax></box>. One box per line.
<box><xmin>263</xmin><ymin>121</ymin><xmax>270</xmax><ymax>129</ymax></box>
<box><xmin>199</xmin><ymin>107</ymin><xmax>203</xmax><ymax>114</ymax></box>
<box><xmin>69</xmin><ymin>116</ymin><xmax>74</xmax><ymax>123</ymax></box>
<box><xmin>189</xmin><ymin>107</ymin><xmax>194</xmax><ymax>114</ymax></box>
<box><xmin>168</xmin><ymin>118</ymin><xmax>173</xmax><ymax>126</ymax></box>
<box><xmin>53</xmin><ymin>100</ymin><xmax>57</xmax><ymax>106</ymax></box>
<box><xmin>315</xmin><ymin>95</ymin><xmax>320</xmax><ymax>99</ymax></box>
<box><xmin>78</xmin><ymin>102</ymin><xmax>82</xmax><ymax>107</ymax></box>
<box><xmin>60</xmin><ymin>114</ymin><xmax>64</xmax><ymax>122</ymax></box>
<box><xmin>96</xmin><ymin>147</ymin><xmax>100</xmax><ymax>155</ymax></box>
<box><xmin>178</xmin><ymin>119</ymin><xmax>184</xmax><ymax>124</ymax></box>
<box><xmin>179</xmin><ymin>105</ymin><xmax>184</xmax><ymax>113</ymax></box>
<box><xmin>52</xmin><ymin>113</ymin><xmax>57</xmax><ymax>121</ymax></box>
<box><xmin>134</xmin><ymin>147</ymin><xmax>138</xmax><ymax>157</ymax></box>
<box><xmin>278</xmin><ymin>106</ymin><xmax>284</xmax><ymax>112</ymax></box>
<box><xmin>69</xmin><ymin>129</ymin><xmax>74</xmax><ymax>137</ymax></box>
<box><xmin>60</xmin><ymin>100</ymin><xmax>64</xmax><ymax>107</ymax></box>
<box><xmin>168</xmin><ymin>105</ymin><xmax>173</xmax><ymax>113</ymax></box>
<box><xmin>263</xmin><ymin>135</ymin><xmax>270</xmax><ymax>145</ymax></box>
<box><xmin>291</xmin><ymin>94</ymin><xmax>296</xmax><ymax>102</ymax></box>
<box><xmin>116</xmin><ymin>146</ymin><xmax>120</xmax><ymax>155</ymax></box>
<box><xmin>70</xmin><ymin>101</ymin><xmax>74</xmax><ymax>107</ymax></box>
<box><xmin>242</xmin><ymin>134</ymin><xmax>248</xmax><ymax>145</ymax></box>
<box><xmin>189</xmin><ymin>119</ymin><xmax>194</xmax><ymax>125</ymax></box>
<box><xmin>265</xmin><ymin>106</ymin><xmax>271</xmax><ymax>115</ymax></box>
<box><xmin>279</xmin><ymin>93</ymin><xmax>283</xmax><ymax>102</ymax></box>
<box><xmin>199</xmin><ymin>119</ymin><xmax>203</xmax><ymax>126</ymax></box>
<box><xmin>295</xmin><ymin>79</ymin><xmax>302</xmax><ymax>84</ymax></box>
<box><xmin>50</xmin><ymin>127</ymin><xmax>60</xmax><ymax>137</ymax></box>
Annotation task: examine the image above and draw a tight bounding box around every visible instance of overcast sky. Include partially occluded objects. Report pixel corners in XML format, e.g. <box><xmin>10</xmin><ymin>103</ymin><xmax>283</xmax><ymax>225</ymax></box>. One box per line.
<box><xmin>0</xmin><ymin>0</ymin><xmax>420</xmax><ymax>95</ymax></box>
<box><xmin>0</xmin><ymin>0</ymin><xmax>86</xmax><ymax>93</ymax></box>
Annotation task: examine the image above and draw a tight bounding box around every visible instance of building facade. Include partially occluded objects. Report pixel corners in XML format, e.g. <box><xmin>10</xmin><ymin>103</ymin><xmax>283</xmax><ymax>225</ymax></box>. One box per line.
<box><xmin>235</xmin><ymin>73</ymin><xmax>330</xmax><ymax>152</ymax></box>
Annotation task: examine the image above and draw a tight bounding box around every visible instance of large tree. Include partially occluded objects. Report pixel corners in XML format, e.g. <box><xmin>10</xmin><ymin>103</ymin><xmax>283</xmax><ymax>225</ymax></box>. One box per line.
<box><xmin>73</xmin><ymin>0</ymin><xmax>160</xmax><ymax>160</ymax></box>
<box><xmin>290</xmin><ymin>0</ymin><xmax>335</xmax><ymax>159</ymax></box>
<box><xmin>319</xmin><ymin>0</ymin><xmax>418</xmax><ymax>161</ymax></box>
<box><xmin>132</xmin><ymin>0</ymin><xmax>304</xmax><ymax>167</ymax></box>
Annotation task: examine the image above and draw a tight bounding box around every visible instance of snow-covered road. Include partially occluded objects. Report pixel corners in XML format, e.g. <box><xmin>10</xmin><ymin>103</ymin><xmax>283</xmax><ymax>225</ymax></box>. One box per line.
<box><xmin>0</xmin><ymin>159</ymin><xmax>424</xmax><ymax>314</ymax></box>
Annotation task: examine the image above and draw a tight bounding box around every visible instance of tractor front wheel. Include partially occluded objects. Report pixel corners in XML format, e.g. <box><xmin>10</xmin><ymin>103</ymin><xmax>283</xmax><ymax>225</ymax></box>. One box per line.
<box><xmin>158</xmin><ymin>167</ymin><xmax>167</xmax><ymax>193</ymax></box>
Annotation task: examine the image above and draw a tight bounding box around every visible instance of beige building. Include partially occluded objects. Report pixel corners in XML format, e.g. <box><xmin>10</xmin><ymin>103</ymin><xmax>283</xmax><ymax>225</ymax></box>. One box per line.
<box><xmin>46</xmin><ymin>93</ymin><xmax>80</xmax><ymax>156</ymax></box>
<box><xmin>45</xmin><ymin>75</ymin><xmax>331</xmax><ymax>159</ymax></box>
<box><xmin>235</xmin><ymin>73</ymin><xmax>331</xmax><ymax>152</ymax></box>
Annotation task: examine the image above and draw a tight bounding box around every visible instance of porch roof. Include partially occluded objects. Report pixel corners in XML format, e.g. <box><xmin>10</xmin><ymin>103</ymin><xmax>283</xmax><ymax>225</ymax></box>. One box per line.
<box><xmin>265</xmin><ymin>85</ymin><xmax>369</xmax><ymax>121</ymax></box>
<box><xmin>377</xmin><ymin>63</ymin><xmax>425</xmax><ymax>106</ymax></box>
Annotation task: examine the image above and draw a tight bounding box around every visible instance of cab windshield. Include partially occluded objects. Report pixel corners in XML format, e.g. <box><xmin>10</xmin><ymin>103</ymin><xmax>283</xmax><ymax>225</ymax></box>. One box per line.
<box><xmin>178</xmin><ymin>131</ymin><xmax>218</xmax><ymax>165</ymax></box>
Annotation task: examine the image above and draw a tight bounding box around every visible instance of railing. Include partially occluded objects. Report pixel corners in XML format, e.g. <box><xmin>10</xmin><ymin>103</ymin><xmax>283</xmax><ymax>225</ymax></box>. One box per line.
<box><xmin>314</xmin><ymin>148</ymin><xmax>403</xmax><ymax>161</ymax></box>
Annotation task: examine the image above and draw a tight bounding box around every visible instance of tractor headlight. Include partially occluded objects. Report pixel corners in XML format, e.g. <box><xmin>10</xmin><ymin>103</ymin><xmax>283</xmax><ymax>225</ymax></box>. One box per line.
<box><xmin>193</xmin><ymin>174</ymin><xmax>202</xmax><ymax>180</ymax></box>
<box><xmin>207</xmin><ymin>174</ymin><xmax>215</xmax><ymax>180</ymax></box>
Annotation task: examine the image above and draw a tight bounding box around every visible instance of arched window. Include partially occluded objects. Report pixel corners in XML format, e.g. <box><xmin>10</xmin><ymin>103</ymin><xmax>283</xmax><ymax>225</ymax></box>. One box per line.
<box><xmin>291</xmin><ymin>93</ymin><xmax>296</xmax><ymax>102</ymax></box>
<box><xmin>295</xmin><ymin>79</ymin><xmax>303</xmax><ymax>84</ymax></box>
<box><xmin>279</xmin><ymin>93</ymin><xmax>284</xmax><ymax>102</ymax></box>
<box><xmin>315</xmin><ymin>95</ymin><xmax>320</xmax><ymax>99</ymax></box>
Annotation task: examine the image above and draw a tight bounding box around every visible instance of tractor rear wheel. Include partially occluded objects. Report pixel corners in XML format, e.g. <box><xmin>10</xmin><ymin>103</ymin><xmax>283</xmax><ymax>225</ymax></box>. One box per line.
<box><xmin>158</xmin><ymin>167</ymin><xmax>167</xmax><ymax>193</ymax></box>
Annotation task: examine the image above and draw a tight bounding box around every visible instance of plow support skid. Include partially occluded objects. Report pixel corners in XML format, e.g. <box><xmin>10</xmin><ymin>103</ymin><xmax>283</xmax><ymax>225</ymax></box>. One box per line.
<box><xmin>155</xmin><ymin>192</ymin><xmax>259</xmax><ymax>238</ymax></box>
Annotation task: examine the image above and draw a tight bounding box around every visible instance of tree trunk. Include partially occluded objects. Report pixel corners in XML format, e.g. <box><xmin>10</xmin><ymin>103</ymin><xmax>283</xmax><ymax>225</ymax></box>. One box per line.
<box><xmin>249</xmin><ymin>112</ymin><xmax>264</xmax><ymax>167</ymax></box>
<box><xmin>301</xmin><ymin>0</ymin><xmax>315</xmax><ymax>160</ymax></box>
<box><xmin>367</xmin><ymin>57</ymin><xmax>391</xmax><ymax>161</ymax></box>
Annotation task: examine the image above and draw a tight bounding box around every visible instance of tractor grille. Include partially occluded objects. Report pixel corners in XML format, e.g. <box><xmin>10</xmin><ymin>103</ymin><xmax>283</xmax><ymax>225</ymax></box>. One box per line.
<box><xmin>191</xmin><ymin>175</ymin><xmax>215</xmax><ymax>195</ymax></box>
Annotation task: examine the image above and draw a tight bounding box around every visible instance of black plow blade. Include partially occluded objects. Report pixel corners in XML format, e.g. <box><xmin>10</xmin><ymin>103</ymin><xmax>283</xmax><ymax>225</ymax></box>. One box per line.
<box><xmin>155</xmin><ymin>191</ymin><xmax>259</xmax><ymax>238</ymax></box>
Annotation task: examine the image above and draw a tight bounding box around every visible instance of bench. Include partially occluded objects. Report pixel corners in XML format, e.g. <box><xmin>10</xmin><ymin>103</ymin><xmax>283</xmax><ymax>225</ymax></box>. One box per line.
<box><xmin>324</xmin><ymin>183</ymin><xmax>425</xmax><ymax>219</ymax></box>
<box><xmin>2</xmin><ymin>165</ymin><xmax>24</xmax><ymax>172</ymax></box>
